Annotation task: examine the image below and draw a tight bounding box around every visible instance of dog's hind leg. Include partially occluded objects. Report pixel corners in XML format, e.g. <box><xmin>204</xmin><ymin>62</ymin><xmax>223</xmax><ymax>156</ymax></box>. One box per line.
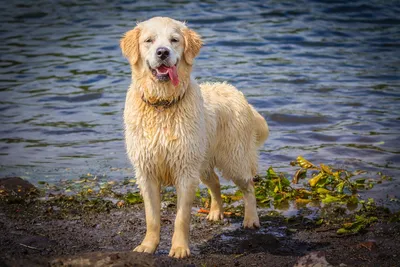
<box><xmin>133</xmin><ymin>178</ymin><xmax>161</xmax><ymax>254</ymax></box>
<box><xmin>232</xmin><ymin>177</ymin><xmax>260</xmax><ymax>229</ymax></box>
<box><xmin>200</xmin><ymin>170</ymin><xmax>224</xmax><ymax>221</ymax></box>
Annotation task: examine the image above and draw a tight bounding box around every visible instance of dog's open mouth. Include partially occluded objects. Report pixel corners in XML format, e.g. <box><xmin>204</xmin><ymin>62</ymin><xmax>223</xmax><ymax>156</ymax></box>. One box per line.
<box><xmin>150</xmin><ymin>64</ymin><xmax>179</xmax><ymax>86</ymax></box>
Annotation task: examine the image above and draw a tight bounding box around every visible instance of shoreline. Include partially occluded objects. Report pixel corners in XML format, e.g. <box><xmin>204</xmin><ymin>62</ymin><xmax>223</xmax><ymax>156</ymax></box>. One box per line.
<box><xmin>1</xmin><ymin>176</ymin><xmax>400</xmax><ymax>266</ymax></box>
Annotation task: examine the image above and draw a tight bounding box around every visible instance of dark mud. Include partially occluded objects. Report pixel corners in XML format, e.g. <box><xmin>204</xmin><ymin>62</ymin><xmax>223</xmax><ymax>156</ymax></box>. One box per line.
<box><xmin>1</xmin><ymin>177</ymin><xmax>400</xmax><ymax>267</ymax></box>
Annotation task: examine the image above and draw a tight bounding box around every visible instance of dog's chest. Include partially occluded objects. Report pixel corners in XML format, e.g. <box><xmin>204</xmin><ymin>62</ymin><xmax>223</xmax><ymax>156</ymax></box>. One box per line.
<box><xmin>125</xmin><ymin>107</ymin><xmax>192</xmax><ymax>155</ymax></box>
<box><xmin>137</xmin><ymin>113</ymin><xmax>179</xmax><ymax>144</ymax></box>
<box><xmin>146</xmin><ymin>121</ymin><xmax>178</xmax><ymax>143</ymax></box>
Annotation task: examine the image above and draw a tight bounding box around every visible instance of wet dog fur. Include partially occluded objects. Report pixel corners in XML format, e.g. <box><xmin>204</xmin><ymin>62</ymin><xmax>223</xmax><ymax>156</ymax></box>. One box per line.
<box><xmin>120</xmin><ymin>17</ymin><xmax>269</xmax><ymax>258</ymax></box>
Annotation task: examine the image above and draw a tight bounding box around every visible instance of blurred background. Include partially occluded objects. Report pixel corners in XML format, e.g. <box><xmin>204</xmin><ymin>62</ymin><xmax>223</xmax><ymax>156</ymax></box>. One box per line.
<box><xmin>0</xmin><ymin>0</ymin><xmax>399</xmax><ymax>203</ymax></box>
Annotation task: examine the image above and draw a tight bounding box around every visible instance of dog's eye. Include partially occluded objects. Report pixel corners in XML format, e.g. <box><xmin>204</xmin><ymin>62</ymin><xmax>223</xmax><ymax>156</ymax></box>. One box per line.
<box><xmin>144</xmin><ymin>38</ymin><xmax>153</xmax><ymax>43</ymax></box>
<box><xmin>171</xmin><ymin>38</ymin><xmax>179</xmax><ymax>43</ymax></box>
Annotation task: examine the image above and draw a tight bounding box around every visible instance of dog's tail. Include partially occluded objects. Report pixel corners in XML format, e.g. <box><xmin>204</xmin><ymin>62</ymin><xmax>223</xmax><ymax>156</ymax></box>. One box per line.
<box><xmin>251</xmin><ymin>106</ymin><xmax>269</xmax><ymax>147</ymax></box>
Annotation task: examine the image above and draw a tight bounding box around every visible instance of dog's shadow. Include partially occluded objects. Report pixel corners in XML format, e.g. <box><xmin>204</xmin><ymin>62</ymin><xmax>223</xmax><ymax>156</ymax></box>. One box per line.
<box><xmin>198</xmin><ymin>216</ymin><xmax>330</xmax><ymax>257</ymax></box>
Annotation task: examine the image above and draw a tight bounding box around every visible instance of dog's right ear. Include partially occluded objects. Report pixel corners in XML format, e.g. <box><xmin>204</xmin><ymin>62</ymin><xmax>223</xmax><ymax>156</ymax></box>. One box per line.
<box><xmin>120</xmin><ymin>27</ymin><xmax>141</xmax><ymax>65</ymax></box>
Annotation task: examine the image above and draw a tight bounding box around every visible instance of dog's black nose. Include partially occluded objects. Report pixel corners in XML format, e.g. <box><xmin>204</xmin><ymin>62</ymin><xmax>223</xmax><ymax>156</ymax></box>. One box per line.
<box><xmin>156</xmin><ymin>47</ymin><xmax>170</xmax><ymax>60</ymax></box>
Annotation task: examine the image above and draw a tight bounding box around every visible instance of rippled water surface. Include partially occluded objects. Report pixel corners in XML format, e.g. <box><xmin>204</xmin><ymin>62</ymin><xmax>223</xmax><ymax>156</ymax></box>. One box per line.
<box><xmin>1</xmin><ymin>0</ymin><xmax>399</xmax><ymax>201</ymax></box>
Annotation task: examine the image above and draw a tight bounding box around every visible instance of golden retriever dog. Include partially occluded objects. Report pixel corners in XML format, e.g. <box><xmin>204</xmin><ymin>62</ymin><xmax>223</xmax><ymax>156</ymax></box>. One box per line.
<box><xmin>120</xmin><ymin>17</ymin><xmax>269</xmax><ymax>258</ymax></box>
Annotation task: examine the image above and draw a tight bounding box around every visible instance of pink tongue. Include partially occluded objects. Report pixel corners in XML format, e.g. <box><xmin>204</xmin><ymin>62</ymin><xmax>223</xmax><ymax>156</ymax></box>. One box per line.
<box><xmin>167</xmin><ymin>66</ymin><xmax>179</xmax><ymax>87</ymax></box>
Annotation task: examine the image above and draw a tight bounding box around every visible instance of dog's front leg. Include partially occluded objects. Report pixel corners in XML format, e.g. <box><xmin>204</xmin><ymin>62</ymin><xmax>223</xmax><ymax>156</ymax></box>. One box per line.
<box><xmin>169</xmin><ymin>180</ymin><xmax>197</xmax><ymax>258</ymax></box>
<box><xmin>133</xmin><ymin>178</ymin><xmax>161</xmax><ymax>254</ymax></box>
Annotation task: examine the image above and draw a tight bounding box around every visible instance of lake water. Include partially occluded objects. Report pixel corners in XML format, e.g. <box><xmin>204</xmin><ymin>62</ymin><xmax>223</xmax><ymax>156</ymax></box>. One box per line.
<box><xmin>0</xmin><ymin>0</ymin><xmax>399</xmax><ymax>204</ymax></box>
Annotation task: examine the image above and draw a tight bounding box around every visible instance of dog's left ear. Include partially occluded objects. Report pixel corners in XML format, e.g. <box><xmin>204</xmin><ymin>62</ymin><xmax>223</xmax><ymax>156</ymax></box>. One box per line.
<box><xmin>120</xmin><ymin>27</ymin><xmax>141</xmax><ymax>65</ymax></box>
<box><xmin>182</xmin><ymin>28</ymin><xmax>202</xmax><ymax>65</ymax></box>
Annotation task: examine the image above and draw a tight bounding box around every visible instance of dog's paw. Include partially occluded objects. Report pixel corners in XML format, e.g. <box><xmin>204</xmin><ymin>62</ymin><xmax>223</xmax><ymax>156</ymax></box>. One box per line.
<box><xmin>133</xmin><ymin>244</ymin><xmax>157</xmax><ymax>254</ymax></box>
<box><xmin>243</xmin><ymin>216</ymin><xmax>260</xmax><ymax>229</ymax></box>
<box><xmin>169</xmin><ymin>246</ymin><xmax>191</xmax><ymax>258</ymax></box>
<box><xmin>207</xmin><ymin>209</ymin><xmax>224</xmax><ymax>221</ymax></box>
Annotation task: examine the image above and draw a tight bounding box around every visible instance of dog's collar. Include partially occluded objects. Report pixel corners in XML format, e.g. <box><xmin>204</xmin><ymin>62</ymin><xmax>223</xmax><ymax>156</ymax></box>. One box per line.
<box><xmin>141</xmin><ymin>93</ymin><xmax>185</xmax><ymax>110</ymax></box>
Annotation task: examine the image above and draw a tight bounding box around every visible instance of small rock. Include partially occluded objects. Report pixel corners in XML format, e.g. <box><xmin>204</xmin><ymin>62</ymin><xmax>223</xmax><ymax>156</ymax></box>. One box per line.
<box><xmin>161</xmin><ymin>201</ymin><xmax>175</xmax><ymax>209</ymax></box>
<box><xmin>0</xmin><ymin>177</ymin><xmax>38</xmax><ymax>201</ymax></box>
<box><xmin>294</xmin><ymin>251</ymin><xmax>333</xmax><ymax>267</ymax></box>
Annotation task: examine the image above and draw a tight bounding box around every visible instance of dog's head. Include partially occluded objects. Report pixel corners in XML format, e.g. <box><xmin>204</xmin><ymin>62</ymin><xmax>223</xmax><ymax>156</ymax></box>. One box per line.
<box><xmin>120</xmin><ymin>17</ymin><xmax>202</xmax><ymax>95</ymax></box>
